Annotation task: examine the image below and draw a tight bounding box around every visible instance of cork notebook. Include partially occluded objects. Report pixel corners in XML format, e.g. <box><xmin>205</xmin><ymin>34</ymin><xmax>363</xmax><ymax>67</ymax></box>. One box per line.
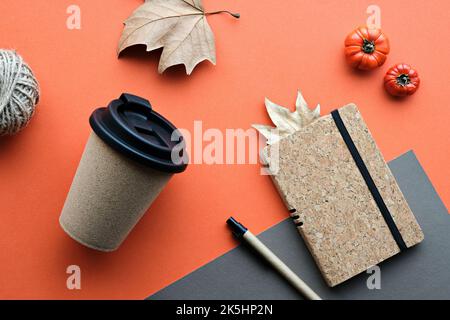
<box><xmin>265</xmin><ymin>104</ymin><xmax>424</xmax><ymax>287</ymax></box>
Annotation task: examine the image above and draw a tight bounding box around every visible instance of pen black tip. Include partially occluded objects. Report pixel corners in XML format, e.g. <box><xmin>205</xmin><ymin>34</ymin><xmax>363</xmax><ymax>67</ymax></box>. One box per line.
<box><xmin>227</xmin><ymin>217</ymin><xmax>248</xmax><ymax>238</ymax></box>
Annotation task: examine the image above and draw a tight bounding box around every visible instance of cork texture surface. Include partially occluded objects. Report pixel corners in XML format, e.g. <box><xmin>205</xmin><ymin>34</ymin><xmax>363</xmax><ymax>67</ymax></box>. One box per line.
<box><xmin>60</xmin><ymin>133</ymin><xmax>172</xmax><ymax>252</ymax></box>
<box><xmin>266</xmin><ymin>104</ymin><xmax>424</xmax><ymax>287</ymax></box>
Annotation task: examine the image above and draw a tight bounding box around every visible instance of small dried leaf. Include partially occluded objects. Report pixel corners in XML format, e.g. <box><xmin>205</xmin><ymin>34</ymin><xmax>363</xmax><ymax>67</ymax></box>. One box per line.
<box><xmin>253</xmin><ymin>90</ymin><xmax>321</xmax><ymax>144</ymax></box>
<box><xmin>265</xmin><ymin>98</ymin><xmax>301</xmax><ymax>133</ymax></box>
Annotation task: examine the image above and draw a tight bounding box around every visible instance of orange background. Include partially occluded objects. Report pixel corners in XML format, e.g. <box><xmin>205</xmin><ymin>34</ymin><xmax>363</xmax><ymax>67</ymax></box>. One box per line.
<box><xmin>0</xmin><ymin>0</ymin><xmax>448</xmax><ymax>299</ymax></box>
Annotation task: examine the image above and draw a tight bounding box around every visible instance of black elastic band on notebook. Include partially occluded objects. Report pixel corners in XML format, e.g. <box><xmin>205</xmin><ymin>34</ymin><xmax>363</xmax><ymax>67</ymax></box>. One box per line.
<box><xmin>331</xmin><ymin>109</ymin><xmax>407</xmax><ymax>251</ymax></box>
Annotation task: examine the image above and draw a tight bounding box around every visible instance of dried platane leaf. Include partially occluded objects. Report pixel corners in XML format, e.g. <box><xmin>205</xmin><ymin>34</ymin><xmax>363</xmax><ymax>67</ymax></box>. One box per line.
<box><xmin>253</xmin><ymin>91</ymin><xmax>321</xmax><ymax>145</ymax></box>
<box><xmin>118</xmin><ymin>0</ymin><xmax>239</xmax><ymax>75</ymax></box>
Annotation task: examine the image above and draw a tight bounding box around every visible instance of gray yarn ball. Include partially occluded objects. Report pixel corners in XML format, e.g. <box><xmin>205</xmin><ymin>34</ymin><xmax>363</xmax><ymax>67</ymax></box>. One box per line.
<box><xmin>0</xmin><ymin>50</ymin><xmax>40</xmax><ymax>136</ymax></box>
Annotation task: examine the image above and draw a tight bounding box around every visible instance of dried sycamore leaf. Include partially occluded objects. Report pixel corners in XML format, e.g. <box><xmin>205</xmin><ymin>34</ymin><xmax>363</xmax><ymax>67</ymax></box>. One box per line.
<box><xmin>118</xmin><ymin>0</ymin><xmax>239</xmax><ymax>75</ymax></box>
<box><xmin>252</xmin><ymin>90</ymin><xmax>321</xmax><ymax>145</ymax></box>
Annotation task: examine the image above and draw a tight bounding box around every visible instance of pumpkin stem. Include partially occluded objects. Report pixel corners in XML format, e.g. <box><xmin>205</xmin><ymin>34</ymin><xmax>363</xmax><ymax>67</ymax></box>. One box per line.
<box><xmin>362</xmin><ymin>39</ymin><xmax>375</xmax><ymax>54</ymax></box>
<box><xmin>206</xmin><ymin>11</ymin><xmax>240</xmax><ymax>19</ymax></box>
<box><xmin>396</xmin><ymin>74</ymin><xmax>411</xmax><ymax>86</ymax></box>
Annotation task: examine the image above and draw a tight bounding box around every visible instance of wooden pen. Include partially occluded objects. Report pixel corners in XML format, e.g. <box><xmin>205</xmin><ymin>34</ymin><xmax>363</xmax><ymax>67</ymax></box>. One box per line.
<box><xmin>227</xmin><ymin>217</ymin><xmax>322</xmax><ymax>300</ymax></box>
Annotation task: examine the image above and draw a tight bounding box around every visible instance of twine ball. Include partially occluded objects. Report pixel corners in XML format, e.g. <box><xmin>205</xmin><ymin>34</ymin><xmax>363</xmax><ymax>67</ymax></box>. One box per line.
<box><xmin>0</xmin><ymin>50</ymin><xmax>39</xmax><ymax>136</ymax></box>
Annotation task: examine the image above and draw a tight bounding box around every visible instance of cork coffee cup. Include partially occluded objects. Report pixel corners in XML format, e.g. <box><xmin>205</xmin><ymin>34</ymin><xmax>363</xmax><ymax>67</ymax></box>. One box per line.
<box><xmin>60</xmin><ymin>93</ymin><xmax>188</xmax><ymax>252</ymax></box>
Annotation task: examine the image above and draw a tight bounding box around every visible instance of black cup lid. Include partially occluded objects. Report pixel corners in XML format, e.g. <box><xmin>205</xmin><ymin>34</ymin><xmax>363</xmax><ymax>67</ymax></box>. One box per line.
<box><xmin>89</xmin><ymin>93</ymin><xmax>188</xmax><ymax>173</ymax></box>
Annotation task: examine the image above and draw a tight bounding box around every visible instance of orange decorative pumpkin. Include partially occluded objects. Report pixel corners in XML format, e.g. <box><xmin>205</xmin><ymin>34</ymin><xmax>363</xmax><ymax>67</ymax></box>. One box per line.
<box><xmin>344</xmin><ymin>26</ymin><xmax>390</xmax><ymax>70</ymax></box>
<box><xmin>384</xmin><ymin>63</ymin><xmax>420</xmax><ymax>97</ymax></box>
